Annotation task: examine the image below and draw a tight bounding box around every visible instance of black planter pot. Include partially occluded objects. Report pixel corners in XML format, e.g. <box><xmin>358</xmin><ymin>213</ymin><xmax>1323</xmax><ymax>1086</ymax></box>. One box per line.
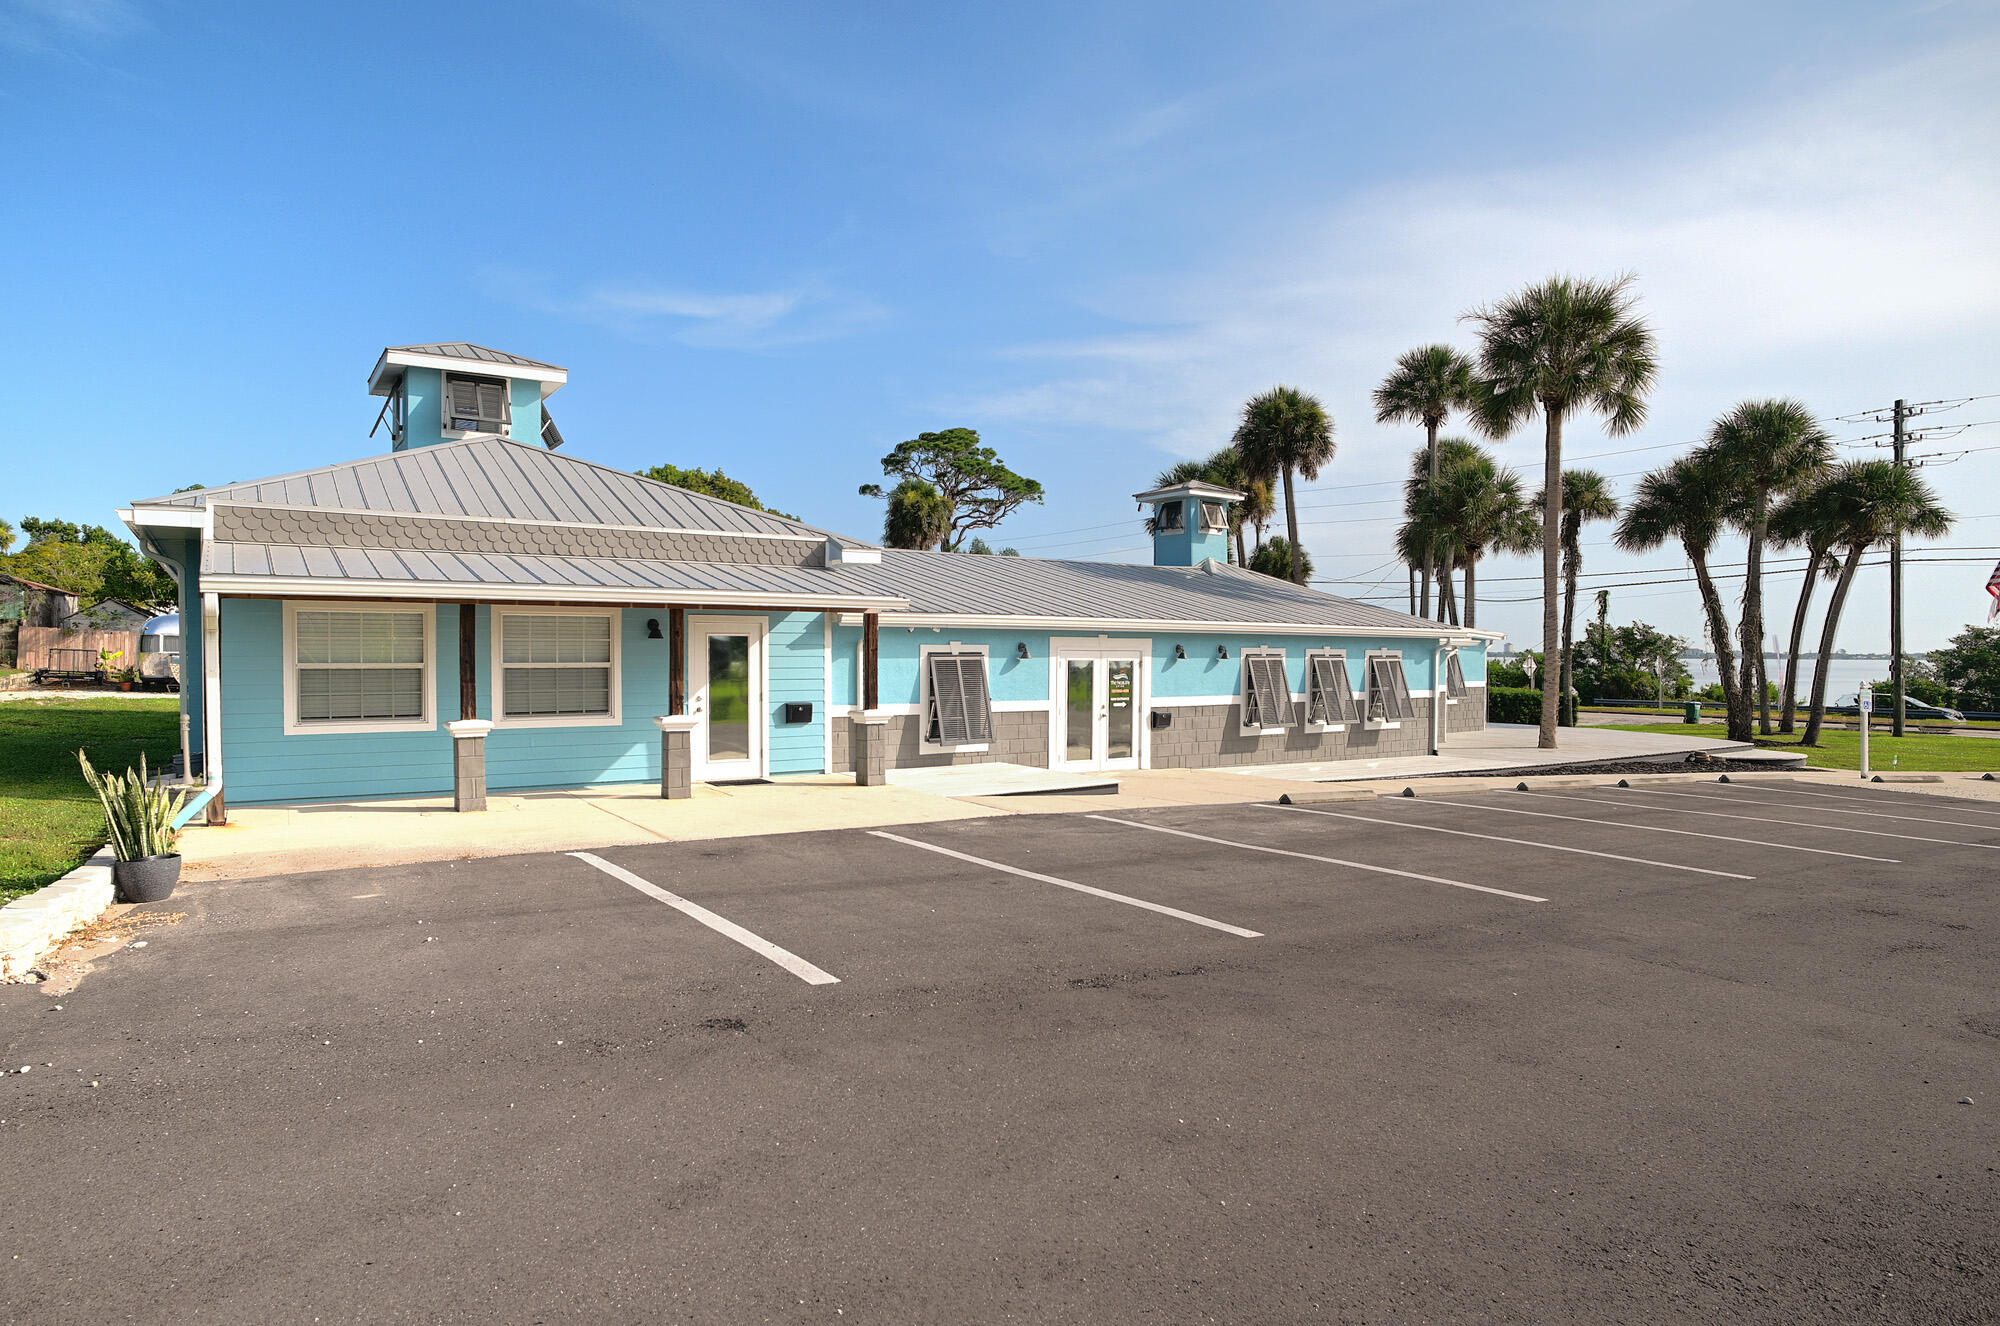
<box><xmin>112</xmin><ymin>854</ymin><xmax>181</xmax><ymax>904</ymax></box>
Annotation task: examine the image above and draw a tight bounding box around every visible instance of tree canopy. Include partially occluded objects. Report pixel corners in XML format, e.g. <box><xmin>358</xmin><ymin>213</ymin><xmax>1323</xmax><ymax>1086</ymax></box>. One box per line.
<box><xmin>882</xmin><ymin>479</ymin><xmax>954</xmax><ymax>550</ymax></box>
<box><xmin>859</xmin><ymin>428</ymin><xmax>1042</xmax><ymax>552</ymax></box>
<box><xmin>1920</xmin><ymin>625</ymin><xmax>2000</xmax><ymax>711</ymax></box>
<box><xmin>638</xmin><ymin>464</ymin><xmax>798</xmax><ymax>520</ymax></box>
<box><xmin>2</xmin><ymin>518</ymin><xmax>177</xmax><ymax>607</ymax></box>
<box><xmin>1247</xmin><ymin>536</ymin><xmax>1313</xmax><ymax>582</ymax></box>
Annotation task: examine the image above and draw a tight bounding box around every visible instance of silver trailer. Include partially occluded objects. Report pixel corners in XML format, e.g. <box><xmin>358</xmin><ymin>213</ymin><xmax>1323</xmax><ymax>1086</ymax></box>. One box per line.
<box><xmin>138</xmin><ymin>613</ymin><xmax>182</xmax><ymax>691</ymax></box>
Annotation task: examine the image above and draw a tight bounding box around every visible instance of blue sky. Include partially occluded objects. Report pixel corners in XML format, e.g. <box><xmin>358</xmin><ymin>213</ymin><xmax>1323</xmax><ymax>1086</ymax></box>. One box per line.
<box><xmin>6</xmin><ymin>0</ymin><xmax>1998</xmax><ymax>651</ymax></box>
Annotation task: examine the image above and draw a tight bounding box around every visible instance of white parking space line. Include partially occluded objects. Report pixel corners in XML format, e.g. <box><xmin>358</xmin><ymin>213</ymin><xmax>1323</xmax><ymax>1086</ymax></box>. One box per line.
<box><xmin>1514</xmin><ymin>790</ymin><xmax>2000</xmax><ymax>852</ymax></box>
<box><xmin>1710</xmin><ymin>782</ymin><xmax>2000</xmax><ymax>826</ymax></box>
<box><xmin>1260</xmin><ymin>803</ymin><xmax>1754</xmax><ymax>880</ymax></box>
<box><xmin>1087</xmin><ymin>815</ymin><xmax>1548</xmax><ymax>903</ymax></box>
<box><xmin>869</xmin><ymin>831</ymin><xmax>1263</xmax><ymax>937</ymax></box>
<box><xmin>568</xmin><ymin>852</ymin><xmax>840</xmax><ymax>985</ymax></box>
<box><xmin>1399</xmin><ymin>795</ymin><xmax>1900</xmax><ymax>863</ymax></box>
<box><xmin>1620</xmin><ymin>785</ymin><xmax>2000</xmax><ymax>832</ymax></box>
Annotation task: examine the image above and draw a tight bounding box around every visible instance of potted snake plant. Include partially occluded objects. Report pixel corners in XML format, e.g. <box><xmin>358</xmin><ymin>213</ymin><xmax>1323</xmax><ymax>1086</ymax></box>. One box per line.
<box><xmin>77</xmin><ymin>750</ymin><xmax>188</xmax><ymax>902</ymax></box>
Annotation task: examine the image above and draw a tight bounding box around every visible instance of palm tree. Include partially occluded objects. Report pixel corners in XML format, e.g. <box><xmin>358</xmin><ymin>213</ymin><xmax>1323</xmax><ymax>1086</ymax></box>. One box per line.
<box><xmin>1767</xmin><ymin>476</ymin><xmax>1846</xmax><ymax>734</ymax></box>
<box><xmin>1402</xmin><ymin>439</ymin><xmax>1532</xmax><ymax>629</ymax></box>
<box><xmin>1616</xmin><ymin>453</ymin><xmax>1749</xmax><ymax>741</ymax></box>
<box><xmin>1141</xmin><ymin>449</ymin><xmax>1269</xmax><ymax>565</ymax></box>
<box><xmin>0</xmin><ymin>517</ymin><xmax>14</xmax><ymax>555</ymax></box>
<box><xmin>883</xmin><ymin>478</ymin><xmax>953</xmax><ymax>550</ymax></box>
<box><xmin>1232</xmin><ymin>386</ymin><xmax>1335</xmax><ymax>586</ymax></box>
<box><xmin>1800</xmin><ymin>461</ymin><xmax>1953</xmax><ymax>746</ymax></box>
<box><xmin>1465</xmin><ymin>274</ymin><xmax>1658</xmax><ymax>749</ymax></box>
<box><xmin>1375</xmin><ymin>345</ymin><xmax>1478</xmax><ymax>619</ymax></box>
<box><xmin>1533</xmin><ymin>470</ymin><xmax>1620</xmax><ymax>727</ymax></box>
<box><xmin>1704</xmin><ymin>399</ymin><xmax>1835</xmax><ymax>735</ymax></box>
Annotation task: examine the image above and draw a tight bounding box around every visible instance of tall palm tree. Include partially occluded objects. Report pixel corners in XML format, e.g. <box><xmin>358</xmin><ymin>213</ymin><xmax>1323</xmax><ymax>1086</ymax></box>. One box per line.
<box><xmin>1374</xmin><ymin>345</ymin><xmax>1478</xmax><ymax>619</ymax></box>
<box><xmin>1800</xmin><ymin>461</ymin><xmax>1953</xmax><ymax>746</ymax></box>
<box><xmin>1403</xmin><ymin>439</ymin><xmax>1532</xmax><ymax>629</ymax></box>
<box><xmin>1465</xmin><ymin>274</ymin><xmax>1658</xmax><ymax>749</ymax></box>
<box><xmin>1203</xmin><ymin>447</ymin><xmax>1270</xmax><ymax>566</ymax></box>
<box><xmin>1767</xmin><ymin>476</ymin><xmax>1846</xmax><ymax>734</ymax></box>
<box><xmin>1616</xmin><ymin>453</ymin><xmax>1750</xmax><ymax>741</ymax></box>
<box><xmin>1704</xmin><ymin>399</ymin><xmax>1835</xmax><ymax>734</ymax></box>
<box><xmin>1533</xmin><ymin>470</ymin><xmax>1620</xmax><ymax>727</ymax></box>
<box><xmin>1233</xmin><ymin>386</ymin><xmax>1335</xmax><ymax>586</ymax></box>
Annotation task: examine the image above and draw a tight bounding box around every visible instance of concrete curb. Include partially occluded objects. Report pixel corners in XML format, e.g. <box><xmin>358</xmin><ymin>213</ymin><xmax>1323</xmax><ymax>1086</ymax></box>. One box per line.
<box><xmin>0</xmin><ymin>847</ymin><xmax>116</xmax><ymax>981</ymax></box>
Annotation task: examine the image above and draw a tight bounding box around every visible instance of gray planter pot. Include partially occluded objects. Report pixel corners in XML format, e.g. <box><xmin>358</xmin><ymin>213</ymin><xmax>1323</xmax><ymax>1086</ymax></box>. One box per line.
<box><xmin>112</xmin><ymin>854</ymin><xmax>181</xmax><ymax>904</ymax></box>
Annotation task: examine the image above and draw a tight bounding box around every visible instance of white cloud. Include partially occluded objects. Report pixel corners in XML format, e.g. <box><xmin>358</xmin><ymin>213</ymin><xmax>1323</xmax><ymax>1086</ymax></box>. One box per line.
<box><xmin>1</xmin><ymin>0</ymin><xmax>143</xmax><ymax>51</ymax></box>
<box><xmin>955</xmin><ymin>34</ymin><xmax>2000</xmax><ymax>466</ymax></box>
<box><xmin>506</xmin><ymin>275</ymin><xmax>886</xmax><ymax>350</ymax></box>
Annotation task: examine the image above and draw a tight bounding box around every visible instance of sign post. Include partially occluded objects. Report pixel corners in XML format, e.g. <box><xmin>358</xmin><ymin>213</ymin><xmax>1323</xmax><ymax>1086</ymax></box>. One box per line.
<box><xmin>1858</xmin><ymin>689</ymin><xmax>1872</xmax><ymax>780</ymax></box>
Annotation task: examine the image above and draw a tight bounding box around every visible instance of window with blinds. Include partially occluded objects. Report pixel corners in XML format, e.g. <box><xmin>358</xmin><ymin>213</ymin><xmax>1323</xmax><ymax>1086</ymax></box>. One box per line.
<box><xmin>925</xmin><ymin>652</ymin><xmax>993</xmax><ymax>745</ymax></box>
<box><xmin>500</xmin><ymin>612</ymin><xmax>614</xmax><ymax>720</ymax></box>
<box><xmin>1367</xmin><ymin>655</ymin><xmax>1417</xmax><ymax>722</ymax></box>
<box><xmin>444</xmin><ymin>374</ymin><xmax>511</xmax><ymax>433</ymax></box>
<box><xmin>1241</xmin><ymin>652</ymin><xmax>1292</xmax><ymax>730</ymax></box>
<box><xmin>1306</xmin><ymin>652</ymin><xmax>1356</xmax><ymax>725</ymax></box>
<box><xmin>293</xmin><ymin>609</ymin><xmax>428</xmax><ymax>724</ymax></box>
<box><xmin>1445</xmin><ymin>651</ymin><xmax>1469</xmax><ymax>700</ymax></box>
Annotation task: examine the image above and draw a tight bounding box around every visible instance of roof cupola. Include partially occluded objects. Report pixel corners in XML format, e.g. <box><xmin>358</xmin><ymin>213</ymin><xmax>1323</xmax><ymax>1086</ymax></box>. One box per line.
<box><xmin>367</xmin><ymin>342</ymin><xmax>569</xmax><ymax>452</ymax></box>
<box><xmin>1133</xmin><ymin>480</ymin><xmax>1244</xmax><ymax>567</ymax></box>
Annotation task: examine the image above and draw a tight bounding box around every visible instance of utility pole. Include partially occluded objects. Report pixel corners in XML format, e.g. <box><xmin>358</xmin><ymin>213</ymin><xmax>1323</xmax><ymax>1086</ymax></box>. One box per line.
<box><xmin>1890</xmin><ymin>398</ymin><xmax>1907</xmax><ymax>738</ymax></box>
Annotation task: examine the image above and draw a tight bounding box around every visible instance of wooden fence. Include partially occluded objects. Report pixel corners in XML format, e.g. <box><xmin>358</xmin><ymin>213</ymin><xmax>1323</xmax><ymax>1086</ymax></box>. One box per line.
<box><xmin>16</xmin><ymin>625</ymin><xmax>141</xmax><ymax>675</ymax></box>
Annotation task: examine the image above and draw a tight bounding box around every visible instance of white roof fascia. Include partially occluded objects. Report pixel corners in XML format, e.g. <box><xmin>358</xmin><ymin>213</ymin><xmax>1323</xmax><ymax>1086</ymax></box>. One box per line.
<box><xmin>199</xmin><ymin>575</ymin><xmax>908</xmax><ymax>611</ymax></box>
<box><xmin>1131</xmin><ymin>480</ymin><xmax>1248</xmax><ymax>504</ymax></box>
<box><xmin>843</xmin><ymin>611</ymin><xmax>1506</xmax><ymax>640</ymax></box>
<box><xmin>119</xmin><ymin>506</ymin><xmax>209</xmax><ymax>531</ymax></box>
<box><xmin>202</xmin><ymin>500</ymin><xmax>831</xmax><ymax>544</ymax></box>
<box><xmin>369</xmin><ymin>349</ymin><xmax>569</xmax><ymax>397</ymax></box>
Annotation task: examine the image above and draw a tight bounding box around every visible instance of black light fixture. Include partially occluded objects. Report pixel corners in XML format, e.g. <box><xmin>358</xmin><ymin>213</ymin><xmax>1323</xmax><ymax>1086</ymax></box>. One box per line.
<box><xmin>1216</xmin><ymin>645</ymin><xmax>1230</xmax><ymax>660</ymax></box>
<box><xmin>1174</xmin><ymin>644</ymin><xmax>1187</xmax><ymax>661</ymax></box>
<box><xmin>1016</xmin><ymin>642</ymin><xmax>1031</xmax><ymax>660</ymax></box>
<box><xmin>646</xmin><ymin>618</ymin><xmax>663</xmax><ymax>639</ymax></box>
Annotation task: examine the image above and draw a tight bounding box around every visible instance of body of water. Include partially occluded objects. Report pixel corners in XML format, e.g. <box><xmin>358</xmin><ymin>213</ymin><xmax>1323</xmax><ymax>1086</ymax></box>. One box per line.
<box><xmin>1684</xmin><ymin>657</ymin><xmax>1898</xmax><ymax>698</ymax></box>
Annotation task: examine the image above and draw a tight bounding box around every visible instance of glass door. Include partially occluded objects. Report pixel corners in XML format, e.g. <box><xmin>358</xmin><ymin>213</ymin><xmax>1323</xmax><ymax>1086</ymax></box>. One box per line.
<box><xmin>1056</xmin><ymin>653</ymin><xmax>1142</xmax><ymax>771</ymax></box>
<box><xmin>691</xmin><ymin>617</ymin><xmax>763</xmax><ymax>781</ymax></box>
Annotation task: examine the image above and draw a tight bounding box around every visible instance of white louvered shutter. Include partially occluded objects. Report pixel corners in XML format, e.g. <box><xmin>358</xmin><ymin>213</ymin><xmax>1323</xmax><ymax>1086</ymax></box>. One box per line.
<box><xmin>1247</xmin><ymin>655</ymin><xmax>1291</xmax><ymax>728</ymax></box>
<box><xmin>1311</xmin><ymin>654</ymin><xmax>1354</xmax><ymax>724</ymax></box>
<box><xmin>476</xmin><ymin>380</ymin><xmax>509</xmax><ymax>428</ymax></box>
<box><xmin>929</xmin><ymin>653</ymin><xmax>993</xmax><ymax>744</ymax></box>
<box><xmin>958</xmin><ymin>655</ymin><xmax>993</xmax><ymax>742</ymax></box>
<box><xmin>1446</xmin><ymin>652</ymin><xmax>1468</xmax><ymax>699</ymax></box>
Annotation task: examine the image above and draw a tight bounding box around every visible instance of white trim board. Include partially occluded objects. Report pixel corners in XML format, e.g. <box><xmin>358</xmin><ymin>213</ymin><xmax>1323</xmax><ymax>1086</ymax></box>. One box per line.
<box><xmin>200</xmin><ymin>576</ymin><xmax>906</xmax><ymax>611</ymax></box>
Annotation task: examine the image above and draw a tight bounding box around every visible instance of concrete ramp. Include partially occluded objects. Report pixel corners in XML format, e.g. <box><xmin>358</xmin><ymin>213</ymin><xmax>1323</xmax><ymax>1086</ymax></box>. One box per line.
<box><xmin>886</xmin><ymin>763</ymin><xmax>1120</xmax><ymax>798</ymax></box>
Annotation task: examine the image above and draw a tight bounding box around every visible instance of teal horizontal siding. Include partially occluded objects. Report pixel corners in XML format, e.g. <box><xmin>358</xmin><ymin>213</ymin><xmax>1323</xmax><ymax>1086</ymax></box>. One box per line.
<box><xmin>761</xmin><ymin>611</ymin><xmax>827</xmax><ymax>775</ymax></box>
<box><xmin>483</xmin><ymin>606</ymin><xmax>663</xmax><ymax>792</ymax></box>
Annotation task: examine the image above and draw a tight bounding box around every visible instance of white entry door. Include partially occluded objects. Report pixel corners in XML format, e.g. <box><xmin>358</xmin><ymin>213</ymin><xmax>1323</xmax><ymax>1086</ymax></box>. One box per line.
<box><xmin>1055</xmin><ymin>649</ymin><xmax>1144</xmax><ymax>771</ymax></box>
<box><xmin>691</xmin><ymin>617</ymin><xmax>764</xmax><ymax>781</ymax></box>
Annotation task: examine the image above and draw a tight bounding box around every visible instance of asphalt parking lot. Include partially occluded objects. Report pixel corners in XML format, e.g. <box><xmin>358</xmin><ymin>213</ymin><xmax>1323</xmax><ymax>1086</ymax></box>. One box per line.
<box><xmin>4</xmin><ymin>778</ymin><xmax>1996</xmax><ymax>1322</ymax></box>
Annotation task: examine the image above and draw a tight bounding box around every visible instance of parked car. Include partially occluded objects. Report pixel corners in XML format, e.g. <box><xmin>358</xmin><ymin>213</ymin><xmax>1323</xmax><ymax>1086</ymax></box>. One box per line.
<box><xmin>1827</xmin><ymin>692</ymin><xmax>1963</xmax><ymax>722</ymax></box>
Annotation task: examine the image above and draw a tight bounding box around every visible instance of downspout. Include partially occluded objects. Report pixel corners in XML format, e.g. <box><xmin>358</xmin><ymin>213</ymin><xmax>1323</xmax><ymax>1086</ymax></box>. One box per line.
<box><xmin>201</xmin><ymin>591</ymin><xmax>226</xmax><ymax>824</ymax></box>
<box><xmin>1430</xmin><ymin>639</ymin><xmax>1445</xmax><ymax>756</ymax></box>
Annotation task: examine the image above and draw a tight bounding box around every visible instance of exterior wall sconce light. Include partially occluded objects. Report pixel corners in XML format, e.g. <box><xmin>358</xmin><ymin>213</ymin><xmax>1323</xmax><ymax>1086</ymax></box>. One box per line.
<box><xmin>1016</xmin><ymin>643</ymin><xmax>1031</xmax><ymax>660</ymax></box>
<box><xmin>1216</xmin><ymin>645</ymin><xmax>1230</xmax><ymax>660</ymax></box>
<box><xmin>1174</xmin><ymin>644</ymin><xmax>1187</xmax><ymax>660</ymax></box>
<box><xmin>646</xmin><ymin>618</ymin><xmax>663</xmax><ymax>639</ymax></box>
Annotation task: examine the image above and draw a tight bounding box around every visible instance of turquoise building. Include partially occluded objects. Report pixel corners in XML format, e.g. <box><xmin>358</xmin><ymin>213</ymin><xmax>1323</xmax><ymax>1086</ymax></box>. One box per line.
<box><xmin>120</xmin><ymin>343</ymin><xmax>1492</xmax><ymax>816</ymax></box>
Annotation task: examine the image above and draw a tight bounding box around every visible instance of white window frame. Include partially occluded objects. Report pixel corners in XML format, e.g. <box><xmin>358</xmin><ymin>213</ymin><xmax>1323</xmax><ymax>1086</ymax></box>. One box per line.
<box><xmin>1302</xmin><ymin>648</ymin><xmax>1355</xmax><ymax>732</ymax></box>
<box><xmin>920</xmin><ymin>642</ymin><xmax>990</xmax><ymax>752</ymax></box>
<box><xmin>1198</xmin><ymin>499</ymin><xmax>1229</xmax><ymax>533</ymax></box>
<box><xmin>441</xmin><ymin>372</ymin><xmax>513</xmax><ymax>438</ymax></box>
<box><xmin>1238</xmin><ymin>648</ymin><xmax>1291</xmax><ymax>735</ymax></box>
<box><xmin>492</xmin><ymin>606</ymin><xmax>622</xmax><ymax>729</ymax></box>
<box><xmin>1364</xmin><ymin>650</ymin><xmax>1416</xmax><ymax>729</ymax></box>
<box><xmin>1156</xmin><ymin>500</ymin><xmax>1186</xmax><ymax>533</ymax></box>
<box><xmin>282</xmin><ymin>600</ymin><xmax>436</xmax><ymax>737</ymax></box>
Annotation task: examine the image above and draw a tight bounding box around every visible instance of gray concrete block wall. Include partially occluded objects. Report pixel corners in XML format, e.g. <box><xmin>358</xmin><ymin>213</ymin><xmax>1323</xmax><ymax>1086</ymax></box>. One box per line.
<box><xmin>1146</xmin><ymin>700</ymin><xmax>1438</xmax><ymax>768</ymax></box>
<box><xmin>453</xmin><ymin>735</ymin><xmax>487</xmax><ymax>812</ymax></box>
<box><xmin>832</xmin><ymin>712</ymin><xmax>1052</xmax><ymax>772</ymax></box>
<box><xmin>1446</xmin><ymin>687</ymin><xmax>1487</xmax><ymax>733</ymax></box>
<box><xmin>662</xmin><ymin>728</ymin><xmax>692</xmax><ymax>799</ymax></box>
<box><xmin>854</xmin><ymin>721</ymin><xmax>888</xmax><ymax>786</ymax></box>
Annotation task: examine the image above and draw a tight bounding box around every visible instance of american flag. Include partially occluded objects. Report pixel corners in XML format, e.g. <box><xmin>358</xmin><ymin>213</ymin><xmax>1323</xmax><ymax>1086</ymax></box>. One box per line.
<box><xmin>1989</xmin><ymin>559</ymin><xmax>2000</xmax><ymax>621</ymax></box>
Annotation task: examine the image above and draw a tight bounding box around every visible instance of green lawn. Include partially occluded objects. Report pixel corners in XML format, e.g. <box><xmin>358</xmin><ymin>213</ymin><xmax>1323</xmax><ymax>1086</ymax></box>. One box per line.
<box><xmin>1621</xmin><ymin>722</ymin><xmax>2000</xmax><ymax>773</ymax></box>
<box><xmin>0</xmin><ymin>696</ymin><xmax>181</xmax><ymax>903</ymax></box>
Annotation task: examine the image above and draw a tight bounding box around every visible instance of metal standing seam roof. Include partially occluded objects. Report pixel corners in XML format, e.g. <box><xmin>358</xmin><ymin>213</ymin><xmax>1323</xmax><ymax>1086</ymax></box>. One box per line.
<box><xmin>133</xmin><ymin>435</ymin><xmax>876</xmax><ymax>545</ymax></box>
<box><xmin>837</xmin><ymin>550</ymin><xmax>1453</xmax><ymax>631</ymax></box>
<box><xmin>386</xmin><ymin>343</ymin><xmax>565</xmax><ymax>370</ymax></box>
<box><xmin>202</xmin><ymin>540</ymin><xmax>903</xmax><ymax>601</ymax></box>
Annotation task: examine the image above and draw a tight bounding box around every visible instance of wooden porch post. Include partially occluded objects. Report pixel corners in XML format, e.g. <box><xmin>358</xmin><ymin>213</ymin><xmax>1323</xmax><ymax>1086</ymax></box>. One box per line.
<box><xmin>668</xmin><ymin>607</ymin><xmax>687</xmax><ymax>715</ymax></box>
<box><xmin>458</xmin><ymin>604</ymin><xmax>477</xmax><ymax>719</ymax></box>
<box><xmin>862</xmin><ymin>611</ymin><xmax>879</xmax><ymax>711</ymax></box>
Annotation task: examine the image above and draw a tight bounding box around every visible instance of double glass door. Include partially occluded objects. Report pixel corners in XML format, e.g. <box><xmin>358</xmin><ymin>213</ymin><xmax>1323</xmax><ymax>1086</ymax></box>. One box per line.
<box><xmin>1057</xmin><ymin>651</ymin><xmax>1142</xmax><ymax>771</ymax></box>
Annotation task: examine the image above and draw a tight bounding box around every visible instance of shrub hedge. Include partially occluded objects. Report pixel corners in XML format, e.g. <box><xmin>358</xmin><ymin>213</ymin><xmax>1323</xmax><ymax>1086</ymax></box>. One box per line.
<box><xmin>1487</xmin><ymin>686</ymin><xmax>1576</xmax><ymax>725</ymax></box>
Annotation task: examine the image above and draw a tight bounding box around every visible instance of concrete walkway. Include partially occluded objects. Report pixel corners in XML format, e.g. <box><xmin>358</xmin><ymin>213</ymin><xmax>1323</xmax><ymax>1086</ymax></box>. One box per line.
<box><xmin>179</xmin><ymin>724</ymin><xmax>1757</xmax><ymax>882</ymax></box>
